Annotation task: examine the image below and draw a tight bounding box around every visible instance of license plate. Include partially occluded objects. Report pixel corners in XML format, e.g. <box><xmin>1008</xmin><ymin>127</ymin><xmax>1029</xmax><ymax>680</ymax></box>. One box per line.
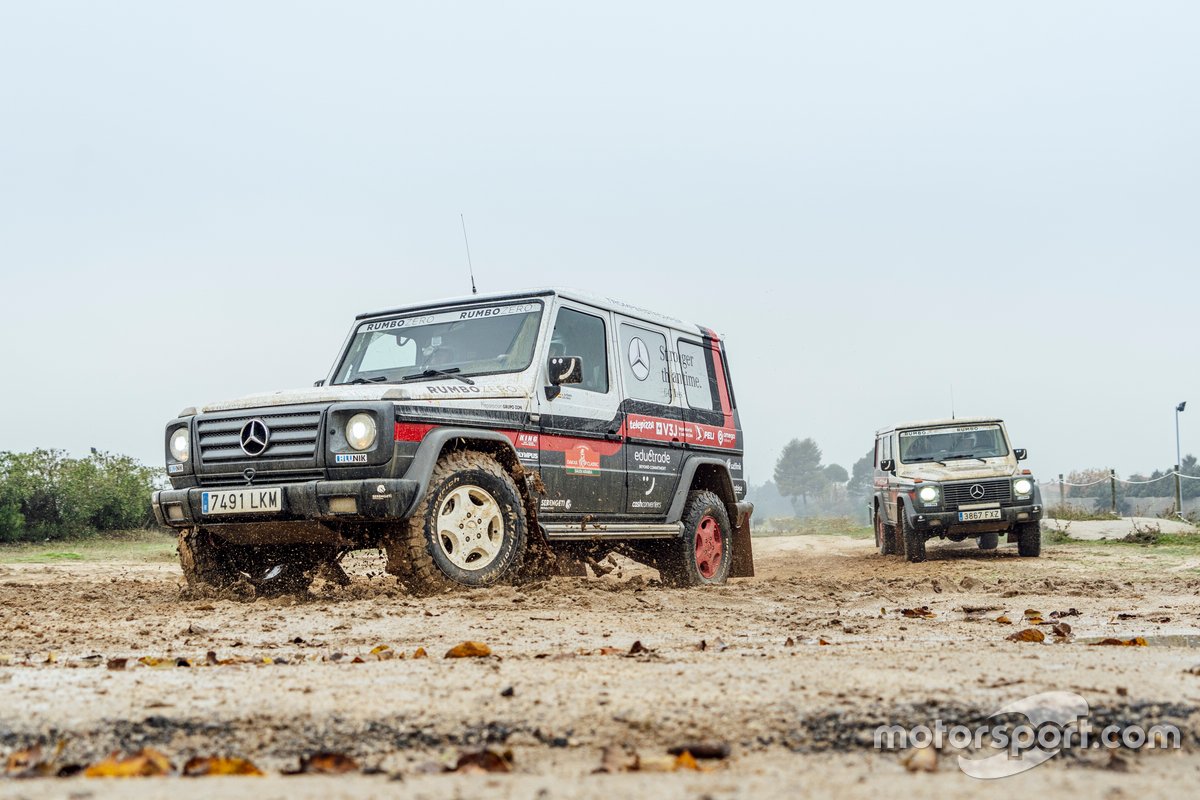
<box><xmin>201</xmin><ymin>488</ymin><xmax>283</xmax><ymax>515</ymax></box>
<box><xmin>958</xmin><ymin>509</ymin><xmax>1002</xmax><ymax>522</ymax></box>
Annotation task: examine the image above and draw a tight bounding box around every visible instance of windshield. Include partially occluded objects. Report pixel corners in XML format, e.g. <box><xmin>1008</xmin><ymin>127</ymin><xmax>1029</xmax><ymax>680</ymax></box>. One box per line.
<box><xmin>332</xmin><ymin>301</ymin><xmax>544</xmax><ymax>385</ymax></box>
<box><xmin>898</xmin><ymin>424</ymin><xmax>1008</xmax><ymax>463</ymax></box>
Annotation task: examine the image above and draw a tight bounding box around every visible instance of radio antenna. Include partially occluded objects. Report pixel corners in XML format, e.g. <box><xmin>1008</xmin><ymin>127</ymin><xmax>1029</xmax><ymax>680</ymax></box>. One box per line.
<box><xmin>460</xmin><ymin>213</ymin><xmax>477</xmax><ymax>295</ymax></box>
<box><xmin>950</xmin><ymin>384</ymin><xmax>956</xmax><ymax>420</ymax></box>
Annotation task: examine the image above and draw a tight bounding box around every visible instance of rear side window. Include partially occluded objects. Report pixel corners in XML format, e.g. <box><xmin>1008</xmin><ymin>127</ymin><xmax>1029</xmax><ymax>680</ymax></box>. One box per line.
<box><xmin>550</xmin><ymin>307</ymin><xmax>609</xmax><ymax>393</ymax></box>
<box><xmin>677</xmin><ymin>340</ymin><xmax>718</xmax><ymax>411</ymax></box>
<box><xmin>619</xmin><ymin>324</ymin><xmax>672</xmax><ymax>404</ymax></box>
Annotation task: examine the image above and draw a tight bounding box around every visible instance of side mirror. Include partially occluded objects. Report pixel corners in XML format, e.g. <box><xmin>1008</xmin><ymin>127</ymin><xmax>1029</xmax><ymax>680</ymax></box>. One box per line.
<box><xmin>880</xmin><ymin>459</ymin><xmax>895</xmax><ymax>472</ymax></box>
<box><xmin>1014</xmin><ymin>449</ymin><xmax>1027</xmax><ymax>461</ymax></box>
<box><xmin>313</xmin><ymin>379</ymin><xmax>326</xmax><ymax>387</ymax></box>
<box><xmin>548</xmin><ymin>356</ymin><xmax>583</xmax><ymax>386</ymax></box>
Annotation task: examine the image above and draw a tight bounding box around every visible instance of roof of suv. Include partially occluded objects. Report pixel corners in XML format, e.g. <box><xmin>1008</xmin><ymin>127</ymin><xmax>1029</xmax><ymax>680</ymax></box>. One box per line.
<box><xmin>876</xmin><ymin>417</ymin><xmax>1004</xmax><ymax>436</ymax></box>
<box><xmin>357</xmin><ymin>287</ymin><xmax>708</xmax><ymax>336</ymax></box>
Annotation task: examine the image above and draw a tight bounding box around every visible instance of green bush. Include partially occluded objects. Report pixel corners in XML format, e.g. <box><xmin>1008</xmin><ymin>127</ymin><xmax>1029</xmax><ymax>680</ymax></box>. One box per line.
<box><xmin>0</xmin><ymin>449</ymin><xmax>163</xmax><ymax>542</ymax></box>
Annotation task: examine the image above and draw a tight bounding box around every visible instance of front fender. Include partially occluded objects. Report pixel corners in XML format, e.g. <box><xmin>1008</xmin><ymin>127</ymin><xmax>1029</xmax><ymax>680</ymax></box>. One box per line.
<box><xmin>401</xmin><ymin>427</ymin><xmax>522</xmax><ymax>517</ymax></box>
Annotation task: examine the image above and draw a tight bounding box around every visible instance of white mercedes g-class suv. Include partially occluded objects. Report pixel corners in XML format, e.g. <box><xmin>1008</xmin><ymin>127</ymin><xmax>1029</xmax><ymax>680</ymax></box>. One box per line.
<box><xmin>870</xmin><ymin>418</ymin><xmax>1042</xmax><ymax>562</ymax></box>
<box><xmin>153</xmin><ymin>289</ymin><xmax>753</xmax><ymax>594</ymax></box>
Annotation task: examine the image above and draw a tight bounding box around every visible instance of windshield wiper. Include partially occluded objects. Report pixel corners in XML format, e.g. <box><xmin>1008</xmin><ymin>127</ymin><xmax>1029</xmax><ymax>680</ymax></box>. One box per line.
<box><xmin>943</xmin><ymin>453</ymin><xmax>987</xmax><ymax>463</ymax></box>
<box><xmin>401</xmin><ymin>368</ymin><xmax>476</xmax><ymax>386</ymax></box>
<box><xmin>346</xmin><ymin>376</ymin><xmax>388</xmax><ymax>385</ymax></box>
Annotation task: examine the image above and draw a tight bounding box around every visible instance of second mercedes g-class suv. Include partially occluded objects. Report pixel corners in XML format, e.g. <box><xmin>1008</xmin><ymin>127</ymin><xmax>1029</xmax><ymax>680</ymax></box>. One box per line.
<box><xmin>870</xmin><ymin>418</ymin><xmax>1042</xmax><ymax>562</ymax></box>
<box><xmin>153</xmin><ymin>288</ymin><xmax>753</xmax><ymax>594</ymax></box>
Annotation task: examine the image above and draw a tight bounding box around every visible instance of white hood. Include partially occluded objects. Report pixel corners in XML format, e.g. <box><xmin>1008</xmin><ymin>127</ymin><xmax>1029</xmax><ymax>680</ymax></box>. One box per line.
<box><xmin>897</xmin><ymin>458</ymin><xmax>1018</xmax><ymax>482</ymax></box>
<box><xmin>190</xmin><ymin>378</ymin><xmax>533</xmax><ymax>414</ymax></box>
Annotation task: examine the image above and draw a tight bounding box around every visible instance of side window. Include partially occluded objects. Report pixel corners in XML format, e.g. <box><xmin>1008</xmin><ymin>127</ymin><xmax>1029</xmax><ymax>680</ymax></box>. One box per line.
<box><xmin>875</xmin><ymin>437</ymin><xmax>882</xmax><ymax>468</ymax></box>
<box><xmin>550</xmin><ymin>307</ymin><xmax>608</xmax><ymax>393</ymax></box>
<box><xmin>677</xmin><ymin>340</ymin><xmax>718</xmax><ymax>411</ymax></box>
<box><xmin>619</xmin><ymin>323</ymin><xmax>672</xmax><ymax>404</ymax></box>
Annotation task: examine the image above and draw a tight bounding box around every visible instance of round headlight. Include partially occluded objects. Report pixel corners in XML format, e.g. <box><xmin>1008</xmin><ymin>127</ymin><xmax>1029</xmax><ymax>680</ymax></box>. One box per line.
<box><xmin>918</xmin><ymin>485</ymin><xmax>939</xmax><ymax>503</ymax></box>
<box><xmin>1014</xmin><ymin>478</ymin><xmax>1033</xmax><ymax>495</ymax></box>
<box><xmin>169</xmin><ymin>428</ymin><xmax>190</xmax><ymax>463</ymax></box>
<box><xmin>345</xmin><ymin>413</ymin><xmax>377</xmax><ymax>451</ymax></box>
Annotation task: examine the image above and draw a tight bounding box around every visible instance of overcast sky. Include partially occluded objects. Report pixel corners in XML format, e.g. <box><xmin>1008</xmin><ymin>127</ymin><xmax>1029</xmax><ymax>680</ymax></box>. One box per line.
<box><xmin>2</xmin><ymin>1</ymin><xmax>1198</xmax><ymax>484</ymax></box>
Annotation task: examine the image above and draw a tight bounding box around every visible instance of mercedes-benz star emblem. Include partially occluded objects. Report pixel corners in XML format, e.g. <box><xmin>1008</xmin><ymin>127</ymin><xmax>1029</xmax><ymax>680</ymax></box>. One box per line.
<box><xmin>969</xmin><ymin>483</ymin><xmax>986</xmax><ymax>500</ymax></box>
<box><xmin>628</xmin><ymin>337</ymin><xmax>650</xmax><ymax>381</ymax></box>
<box><xmin>239</xmin><ymin>419</ymin><xmax>270</xmax><ymax>457</ymax></box>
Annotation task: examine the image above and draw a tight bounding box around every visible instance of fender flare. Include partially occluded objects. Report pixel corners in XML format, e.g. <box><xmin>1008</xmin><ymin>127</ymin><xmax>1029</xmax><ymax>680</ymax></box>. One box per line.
<box><xmin>400</xmin><ymin>427</ymin><xmax>523</xmax><ymax>517</ymax></box>
<box><xmin>666</xmin><ymin>456</ymin><xmax>738</xmax><ymax>522</ymax></box>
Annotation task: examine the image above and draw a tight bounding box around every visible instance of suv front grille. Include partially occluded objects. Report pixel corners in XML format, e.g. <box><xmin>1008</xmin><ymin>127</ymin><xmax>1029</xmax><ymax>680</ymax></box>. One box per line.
<box><xmin>943</xmin><ymin>479</ymin><xmax>1012</xmax><ymax>508</ymax></box>
<box><xmin>198</xmin><ymin>469</ymin><xmax>326</xmax><ymax>488</ymax></box>
<box><xmin>196</xmin><ymin>408</ymin><xmax>323</xmax><ymax>463</ymax></box>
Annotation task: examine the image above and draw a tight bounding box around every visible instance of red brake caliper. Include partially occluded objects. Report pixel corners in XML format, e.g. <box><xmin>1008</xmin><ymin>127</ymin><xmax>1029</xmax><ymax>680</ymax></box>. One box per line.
<box><xmin>694</xmin><ymin>515</ymin><xmax>723</xmax><ymax>579</ymax></box>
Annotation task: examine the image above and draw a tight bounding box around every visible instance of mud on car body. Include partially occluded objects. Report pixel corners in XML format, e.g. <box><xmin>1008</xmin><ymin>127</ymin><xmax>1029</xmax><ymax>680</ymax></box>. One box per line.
<box><xmin>154</xmin><ymin>288</ymin><xmax>753</xmax><ymax>594</ymax></box>
<box><xmin>870</xmin><ymin>418</ymin><xmax>1042</xmax><ymax>562</ymax></box>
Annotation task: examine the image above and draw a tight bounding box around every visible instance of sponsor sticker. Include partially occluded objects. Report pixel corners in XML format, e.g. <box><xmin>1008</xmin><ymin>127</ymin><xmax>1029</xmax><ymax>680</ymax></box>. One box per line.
<box><xmin>167</xmin><ymin>463</ymin><xmax>185</xmax><ymax>474</ymax></box>
<box><xmin>564</xmin><ymin>444</ymin><xmax>601</xmax><ymax>476</ymax></box>
<box><xmin>900</xmin><ymin>424</ymin><xmax>1000</xmax><ymax>437</ymax></box>
<box><xmin>361</xmin><ymin>303</ymin><xmax>537</xmax><ymax>333</ymax></box>
<box><xmin>335</xmin><ymin>453</ymin><xmax>369</xmax><ymax>464</ymax></box>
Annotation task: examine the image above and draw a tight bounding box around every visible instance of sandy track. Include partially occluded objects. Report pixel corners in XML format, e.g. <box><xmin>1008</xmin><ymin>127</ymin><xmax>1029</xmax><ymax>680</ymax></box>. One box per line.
<box><xmin>2</xmin><ymin>534</ymin><xmax>1200</xmax><ymax>797</ymax></box>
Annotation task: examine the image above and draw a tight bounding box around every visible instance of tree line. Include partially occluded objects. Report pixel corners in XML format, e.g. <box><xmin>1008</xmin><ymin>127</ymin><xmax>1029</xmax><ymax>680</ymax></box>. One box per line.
<box><xmin>0</xmin><ymin>450</ymin><xmax>162</xmax><ymax>542</ymax></box>
<box><xmin>1061</xmin><ymin>454</ymin><xmax>1200</xmax><ymax>501</ymax></box>
<box><xmin>748</xmin><ymin>438</ymin><xmax>875</xmax><ymax>519</ymax></box>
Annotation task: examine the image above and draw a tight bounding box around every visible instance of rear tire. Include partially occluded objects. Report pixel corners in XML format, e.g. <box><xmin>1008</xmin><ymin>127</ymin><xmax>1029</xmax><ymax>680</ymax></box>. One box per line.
<box><xmin>900</xmin><ymin>513</ymin><xmax>926</xmax><ymax>563</ymax></box>
<box><xmin>977</xmin><ymin>532</ymin><xmax>999</xmax><ymax>550</ymax></box>
<box><xmin>875</xmin><ymin>505</ymin><xmax>897</xmax><ymax>556</ymax></box>
<box><xmin>385</xmin><ymin>450</ymin><xmax>528</xmax><ymax>594</ymax></box>
<box><xmin>660</xmin><ymin>491</ymin><xmax>733</xmax><ymax>587</ymax></box>
<box><xmin>1017</xmin><ymin>521</ymin><xmax>1041</xmax><ymax>557</ymax></box>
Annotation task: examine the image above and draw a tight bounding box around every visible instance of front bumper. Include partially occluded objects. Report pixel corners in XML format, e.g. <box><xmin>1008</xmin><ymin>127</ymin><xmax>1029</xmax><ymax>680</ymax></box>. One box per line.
<box><xmin>152</xmin><ymin>478</ymin><xmax>421</xmax><ymax>529</ymax></box>
<box><xmin>906</xmin><ymin>502</ymin><xmax>1042</xmax><ymax>533</ymax></box>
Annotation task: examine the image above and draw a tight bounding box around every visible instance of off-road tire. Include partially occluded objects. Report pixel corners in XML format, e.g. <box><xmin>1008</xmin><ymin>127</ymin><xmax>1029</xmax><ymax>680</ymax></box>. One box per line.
<box><xmin>1017</xmin><ymin>521</ymin><xmax>1041</xmax><ymax>557</ymax></box>
<box><xmin>179</xmin><ymin>531</ymin><xmax>324</xmax><ymax>596</ymax></box>
<box><xmin>178</xmin><ymin>528</ymin><xmax>240</xmax><ymax>590</ymax></box>
<box><xmin>900</xmin><ymin>513</ymin><xmax>926</xmax><ymax>563</ymax></box>
<box><xmin>659</xmin><ymin>490</ymin><xmax>733</xmax><ymax>587</ymax></box>
<box><xmin>385</xmin><ymin>450</ymin><xmax>528</xmax><ymax>594</ymax></box>
<box><xmin>977</xmin><ymin>532</ymin><xmax>999</xmax><ymax>550</ymax></box>
<box><xmin>875</xmin><ymin>505</ymin><xmax>898</xmax><ymax>556</ymax></box>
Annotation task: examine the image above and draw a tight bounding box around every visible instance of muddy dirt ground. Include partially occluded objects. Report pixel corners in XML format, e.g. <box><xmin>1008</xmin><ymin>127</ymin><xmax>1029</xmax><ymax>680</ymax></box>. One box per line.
<box><xmin>3</xmin><ymin>531</ymin><xmax>1200</xmax><ymax>798</ymax></box>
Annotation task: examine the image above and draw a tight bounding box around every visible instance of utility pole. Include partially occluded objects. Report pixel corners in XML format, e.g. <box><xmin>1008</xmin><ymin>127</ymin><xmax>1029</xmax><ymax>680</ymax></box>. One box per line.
<box><xmin>1176</xmin><ymin>402</ymin><xmax>1187</xmax><ymax>516</ymax></box>
<box><xmin>1059</xmin><ymin>474</ymin><xmax>1065</xmax><ymax>509</ymax></box>
<box><xmin>1110</xmin><ymin>468</ymin><xmax>1117</xmax><ymax>516</ymax></box>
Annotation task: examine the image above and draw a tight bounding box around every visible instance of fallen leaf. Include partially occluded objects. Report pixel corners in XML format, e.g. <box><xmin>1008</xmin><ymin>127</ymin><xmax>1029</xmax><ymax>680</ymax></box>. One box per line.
<box><xmin>291</xmin><ymin>752</ymin><xmax>359</xmax><ymax>775</ymax></box>
<box><xmin>818</xmin><ymin>638</ymin><xmax>831</xmax><ymax>646</ymax></box>
<box><xmin>784</xmin><ymin>637</ymin><xmax>795</xmax><ymax>647</ymax></box>
<box><xmin>900</xmin><ymin>607</ymin><xmax>936</xmax><ymax>619</ymax></box>
<box><xmin>1050</xmin><ymin>608</ymin><xmax>1080</xmax><ymax>618</ymax></box>
<box><xmin>667</xmin><ymin>742</ymin><xmax>730</xmax><ymax>760</ymax></box>
<box><xmin>629</xmin><ymin>640</ymin><xmax>651</xmax><ymax>655</ymax></box>
<box><xmin>1090</xmin><ymin>637</ymin><xmax>1148</xmax><ymax>647</ymax></box>
<box><xmin>182</xmin><ymin>756</ymin><xmax>264</xmax><ymax>776</ymax></box>
<box><xmin>902</xmin><ymin>747</ymin><xmax>938</xmax><ymax>773</ymax></box>
<box><xmin>673</xmin><ymin>751</ymin><xmax>700</xmax><ymax>771</ymax></box>
<box><xmin>995</xmin><ymin>615</ymin><xmax>1013</xmax><ymax>625</ymax></box>
<box><xmin>1051</xmin><ymin>623</ymin><xmax>1073</xmax><ymax>640</ymax></box>
<box><xmin>44</xmin><ymin>651</ymin><xmax>57</xmax><ymax>664</ymax></box>
<box><xmin>1007</xmin><ymin>629</ymin><xmax>1046</xmax><ymax>643</ymax></box>
<box><xmin>369</xmin><ymin>644</ymin><xmax>391</xmax><ymax>655</ymax></box>
<box><xmin>412</xmin><ymin>647</ymin><xmax>428</xmax><ymax>659</ymax></box>
<box><xmin>106</xmin><ymin>658</ymin><xmax>128</xmax><ymax>671</ymax></box>
<box><xmin>84</xmin><ymin>748</ymin><xmax>173</xmax><ymax>778</ymax></box>
<box><xmin>445</xmin><ymin>641</ymin><xmax>492</xmax><ymax>658</ymax></box>
<box><xmin>449</xmin><ymin>748</ymin><xmax>512</xmax><ymax>774</ymax></box>
<box><xmin>1023</xmin><ymin>609</ymin><xmax>1042</xmax><ymax>618</ymax></box>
